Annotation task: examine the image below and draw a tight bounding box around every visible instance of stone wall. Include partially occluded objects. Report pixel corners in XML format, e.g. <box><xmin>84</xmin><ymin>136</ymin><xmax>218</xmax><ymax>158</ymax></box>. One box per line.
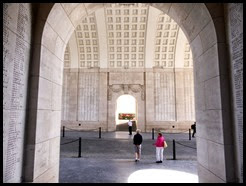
<box><xmin>225</xmin><ymin>3</ymin><xmax>243</xmax><ymax>182</ymax></box>
<box><xmin>3</xmin><ymin>3</ymin><xmax>241</xmax><ymax>183</ymax></box>
<box><xmin>61</xmin><ymin>68</ymin><xmax>195</xmax><ymax>132</ymax></box>
<box><xmin>62</xmin><ymin>69</ymin><xmax>78</xmax><ymax>120</ymax></box>
<box><xmin>154</xmin><ymin>70</ymin><xmax>175</xmax><ymax>121</ymax></box>
<box><xmin>62</xmin><ymin>69</ymin><xmax>99</xmax><ymax>121</ymax></box>
<box><xmin>3</xmin><ymin>3</ymin><xmax>33</xmax><ymax>183</ymax></box>
<box><xmin>175</xmin><ymin>68</ymin><xmax>195</xmax><ymax>121</ymax></box>
<box><xmin>62</xmin><ymin>68</ymin><xmax>102</xmax><ymax>130</ymax></box>
<box><xmin>146</xmin><ymin>68</ymin><xmax>195</xmax><ymax>132</ymax></box>
<box><xmin>23</xmin><ymin>3</ymin><xmax>64</xmax><ymax>183</ymax></box>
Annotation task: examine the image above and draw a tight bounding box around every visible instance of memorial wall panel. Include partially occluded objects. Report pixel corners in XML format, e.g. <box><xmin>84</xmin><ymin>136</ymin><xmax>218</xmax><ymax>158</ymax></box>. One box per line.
<box><xmin>227</xmin><ymin>3</ymin><xmax>243</xmax><ymax>181</ymax></box>
<box><xmin>62</xmin><ymin>71</ymin><xmax>78</xmax><ymax>121</ymax></box>
<box><xmin>78</xmin><ymin>72</ymin><xmax>99</xmax><ymax>121</ymax></box>
<box><xmin>3</xmin><ymin>3</ymin><xmax>32</xmax><ymax>183</ymax></box>
<box><xmin>154</xmin><ymin>72</ymin><xmax>175</xmax><ymax>121</ymax></box>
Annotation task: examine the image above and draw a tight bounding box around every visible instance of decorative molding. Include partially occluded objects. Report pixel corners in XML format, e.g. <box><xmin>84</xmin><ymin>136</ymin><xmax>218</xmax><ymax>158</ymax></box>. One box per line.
<box><xmin>123</xmin><ymin>84</ymin><xmax>129</xmax><ymax>94</ymax></box>
<box><xmin>111</xmin><ymin>84</ymin><xmax>123</xmax><ymax>93</ymax></box>
<box><xmin>107</xmin><ymin>84</ymin><xmax>145</xmax><ymax>100</ymax></box>
<box><xmin>140</xmin><ymin>85</ymin><xmax>145</xmax><ymax>100</ymax></box>
<box><xmin>64</xmin><ymin>45</ymin><xmax>71</xmax><ymax>68</ymax></box>
<box><xmin>108</xmin><ymin>84</ymin><xmax>123</xmax><ymax>100</ymax></box>
<box><xmin>108</xmin><ymin>85</ymin><xmax>113</xmax><ymax>100</ymax></box>
<box><xmin>129</xmin><ymin>84</ymin><xmax>141</xmax><ymax>93</ymax></box>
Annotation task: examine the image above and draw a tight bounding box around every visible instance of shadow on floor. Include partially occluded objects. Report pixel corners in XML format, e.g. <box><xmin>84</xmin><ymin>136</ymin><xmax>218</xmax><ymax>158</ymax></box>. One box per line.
<box><xmin>116</xmin><ymin>122</ymin><xmax>137</xmax><ymax>131</ymax></box>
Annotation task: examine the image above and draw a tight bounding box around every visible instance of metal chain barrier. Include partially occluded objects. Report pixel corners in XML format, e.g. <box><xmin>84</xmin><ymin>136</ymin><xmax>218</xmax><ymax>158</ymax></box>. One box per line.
<box><xmin>152</xmin><ymin>128</ymin><xmax>192</xmax><ymax>140</ymax></box>
<box><xmin>63</xmin><ymin>127</ymin><xmax>80</xmax><ymax>132</ymax></box>
<box><xmin>176</xmin><ymin>141</ymin><xmax>196</xmax><ymax>150</ymax></box>
<box><xmin>161</xmin><ymin>129</ymin><xmax>190</xmax><ymax>134</ymax></box>
<box><xmin>64</xmin><ymin>126</ymin><xmax>99</xmax><ymax>132</ymax></box>
<box><xmin>62</xmin><ymin>126</ymin><xmax>102</xmax><ymax>139</ymax></box>
<box><xmin>60</xmin><ymin>137</ymin><xmax>82</xmax><ymax>158</ymax></box>
<box><xmin>60</xmin><ymin>139</ymin><xmax>79</xmax><ymax>145</ymax></box>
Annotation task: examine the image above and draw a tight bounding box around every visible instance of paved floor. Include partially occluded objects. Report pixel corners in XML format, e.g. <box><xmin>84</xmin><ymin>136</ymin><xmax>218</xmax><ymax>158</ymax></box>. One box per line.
<box><xmin>59</xmin><ymin>131</ymin><xmax>198</xmax><ymax>183</ymax></box>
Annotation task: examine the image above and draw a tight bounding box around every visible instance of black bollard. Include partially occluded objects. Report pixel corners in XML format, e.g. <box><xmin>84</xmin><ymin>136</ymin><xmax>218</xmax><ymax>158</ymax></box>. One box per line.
<box><xmin>189</xmin><ymin>129</ymin><xmax>191</xmax><ymax>140</ymax></box>
<box><xmin>173</xmin><ymin>139</ymin><xmax>176</xmax><ymax>160</ymax></box>
<box><xmin>78</xmin><ymin>137</ymin><xmax>81</xmax><ymax>158</ymax></box>
<box><xmin>99</xmin><ymin>127</ymin><xmax>101</xmax><ymax>139</ymax></box>
<box><xmin>152</xmin><ymin>128</ymin><xmax>154</xmax><ymax>140</ymax></box>
<box><xmin>62</xmin><ymin>126</ymin><xmax>65</xmax><ymax>137</ymax></box>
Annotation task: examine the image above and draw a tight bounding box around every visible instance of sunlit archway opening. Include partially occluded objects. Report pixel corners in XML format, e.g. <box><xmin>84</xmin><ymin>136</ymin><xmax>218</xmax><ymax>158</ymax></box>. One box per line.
<box><xmin>128</xmin><ymin>169</ymin><xmax>198</xmax><ymax>183</ymax></box>
<box><xmin>116</xmin><ymin>95</ymin><xmax>137</xmax><ymax>125</ymax></box>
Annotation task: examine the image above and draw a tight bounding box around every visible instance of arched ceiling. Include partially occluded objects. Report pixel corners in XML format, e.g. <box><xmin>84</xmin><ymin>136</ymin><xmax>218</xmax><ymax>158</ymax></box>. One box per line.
<box><xmin>64</xmin><ymin>3</ymin><xmax>193</xmax><ymax>69</ymax></box>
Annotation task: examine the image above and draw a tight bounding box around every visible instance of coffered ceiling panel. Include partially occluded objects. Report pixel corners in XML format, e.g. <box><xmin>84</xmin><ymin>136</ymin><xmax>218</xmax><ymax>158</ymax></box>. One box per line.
<box><xmin>65</xmin><ymin>3</ymin><xmax>193</xmax><ymax>69</ymax></box>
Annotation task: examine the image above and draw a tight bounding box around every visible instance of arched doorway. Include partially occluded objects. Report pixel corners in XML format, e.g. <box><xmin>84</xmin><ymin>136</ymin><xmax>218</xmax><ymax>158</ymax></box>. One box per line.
<box><xmin>23</xmin><ymin>3</ymin><xmax>236</xmax><ymax>183</ymax></box>
<box><xmin>116</xmin><ymin>95</ymin><xmax>137</xmax><ymax>131</ymax></box>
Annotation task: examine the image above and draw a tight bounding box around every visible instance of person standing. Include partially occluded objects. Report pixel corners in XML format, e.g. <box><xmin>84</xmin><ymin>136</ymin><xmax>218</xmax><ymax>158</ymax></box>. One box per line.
<box><xmin>153</xmin><ymin>132</ymin><xmax>165</xmax><ymax>163</ymax></box>
<box><xmin>133</xmin><ymin>129</ymin><xmax>143</xmax><ymax>162</ymax></box>
<box><xmin>128</xmin><ymin>120</ymin><xmax>132</xmax><ymax>135</ymax></box>
<box><xmin>191</xmin><ymin>122</ymin><xmax>196</xmax><ymax>138</ymax></box>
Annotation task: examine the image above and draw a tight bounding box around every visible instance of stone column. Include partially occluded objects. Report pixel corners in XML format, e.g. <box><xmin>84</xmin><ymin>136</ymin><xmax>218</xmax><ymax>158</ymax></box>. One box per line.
<box><xmin>23</xmin><ymin>3</ymin><xmax>71</xmax><ymax>183</ymax></box>
<box><xmin>145</xmin><ymin>69</ymin><xmax>155</xmax><ymax>131</ymax></box>
<box><xmin>99</xmin><ymin>70</ymin><xmax>108</xmax><ymax>131</ymax></box>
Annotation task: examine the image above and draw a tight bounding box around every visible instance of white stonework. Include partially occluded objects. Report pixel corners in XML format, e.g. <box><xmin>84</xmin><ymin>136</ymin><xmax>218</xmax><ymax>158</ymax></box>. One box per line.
<box><xmin>61</xmin><ymin>4</ymin><xmax>195</xmax><ymax>133</ymax></box>
<box><xmin>3</xmin><ymin>3</ymin><xmax>242</xmax><ymax>184</ymax></box>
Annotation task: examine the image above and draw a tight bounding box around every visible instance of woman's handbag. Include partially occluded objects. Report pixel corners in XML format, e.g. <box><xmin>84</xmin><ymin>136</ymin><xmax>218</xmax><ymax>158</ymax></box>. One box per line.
<box><xmin>164</xmin><ymin>141</ymin><xmax>168</xmax><ymax>148</ymax></box>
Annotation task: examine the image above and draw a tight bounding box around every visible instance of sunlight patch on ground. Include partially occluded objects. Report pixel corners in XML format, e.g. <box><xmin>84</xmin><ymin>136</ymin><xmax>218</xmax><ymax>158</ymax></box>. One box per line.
<box><xmin>128</xmin><ymin>169</ymin><xmax>198</xmax><ymax>183</ymax></box>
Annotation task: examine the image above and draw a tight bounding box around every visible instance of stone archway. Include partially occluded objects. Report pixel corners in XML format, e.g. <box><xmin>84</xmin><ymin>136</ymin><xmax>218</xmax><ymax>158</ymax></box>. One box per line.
<box><xmin>116</xmin><ymin>95</ymin><xmax>137</xmax><ymax>131</ymax></box>
<box><xmin>24</xmin><ymin>3</ymin><xmax>235</xmax><ymax>183</ymax></box>
<box><xmin>108</xmin><ymin>84</ymin><xmax>145</xmax><ymax>132</ymax></box>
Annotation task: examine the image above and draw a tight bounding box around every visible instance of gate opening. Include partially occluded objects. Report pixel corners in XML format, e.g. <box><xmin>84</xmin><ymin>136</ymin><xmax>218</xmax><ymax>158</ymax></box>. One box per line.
<box><xmin>116</xmin><ymin>95</ymin><xmax>137</xmax><ymax>131</ymax></box>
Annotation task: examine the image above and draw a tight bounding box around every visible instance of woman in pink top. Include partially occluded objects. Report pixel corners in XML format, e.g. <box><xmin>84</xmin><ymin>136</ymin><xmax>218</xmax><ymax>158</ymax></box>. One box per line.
<box><xmin>153</xmin><ymin>132</ymin><xmax>165</xmax><ymax>163</ymax></box>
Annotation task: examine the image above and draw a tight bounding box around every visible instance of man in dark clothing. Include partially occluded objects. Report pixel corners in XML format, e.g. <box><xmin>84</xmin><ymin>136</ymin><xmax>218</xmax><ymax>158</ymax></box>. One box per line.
<box><xmin>133</xmin><ymin>129</ymin><xmax>143</xmax><ymax>162</ymax></box>
<box><xmin>128</xmin><ymin>120</ymin><xmax>133</xmax><ymax>135</ymax></box>
<box><xmin>191</xmin><ymin>122</ymin><xmax>196</xmax><ymax>137</ymax></box>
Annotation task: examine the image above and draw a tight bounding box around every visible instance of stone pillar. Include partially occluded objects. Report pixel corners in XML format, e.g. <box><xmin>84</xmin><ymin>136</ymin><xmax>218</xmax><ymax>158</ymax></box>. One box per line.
<box><xmin>187</xmin><ymin>4</ymin><xmax>236</xmax><ymax>182</ymax></box>
<box><xmin>145</xmin><ymin>69</ymin><xmax>155</xmax><ymax>131</ymax></box>
<box><xmin>23</xmin><ymin>3</ymin><xmax>71</xmax><ymax>183</ymax></box>
<box><xmin>107</xmin><ymin>85</ymin><xmax>117</xmax><ymax>131</ymax></box>
<box><xmin>99</xmin><ymin>70</ymin><xmax>108</xmax><ymax>130</ymax></box>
